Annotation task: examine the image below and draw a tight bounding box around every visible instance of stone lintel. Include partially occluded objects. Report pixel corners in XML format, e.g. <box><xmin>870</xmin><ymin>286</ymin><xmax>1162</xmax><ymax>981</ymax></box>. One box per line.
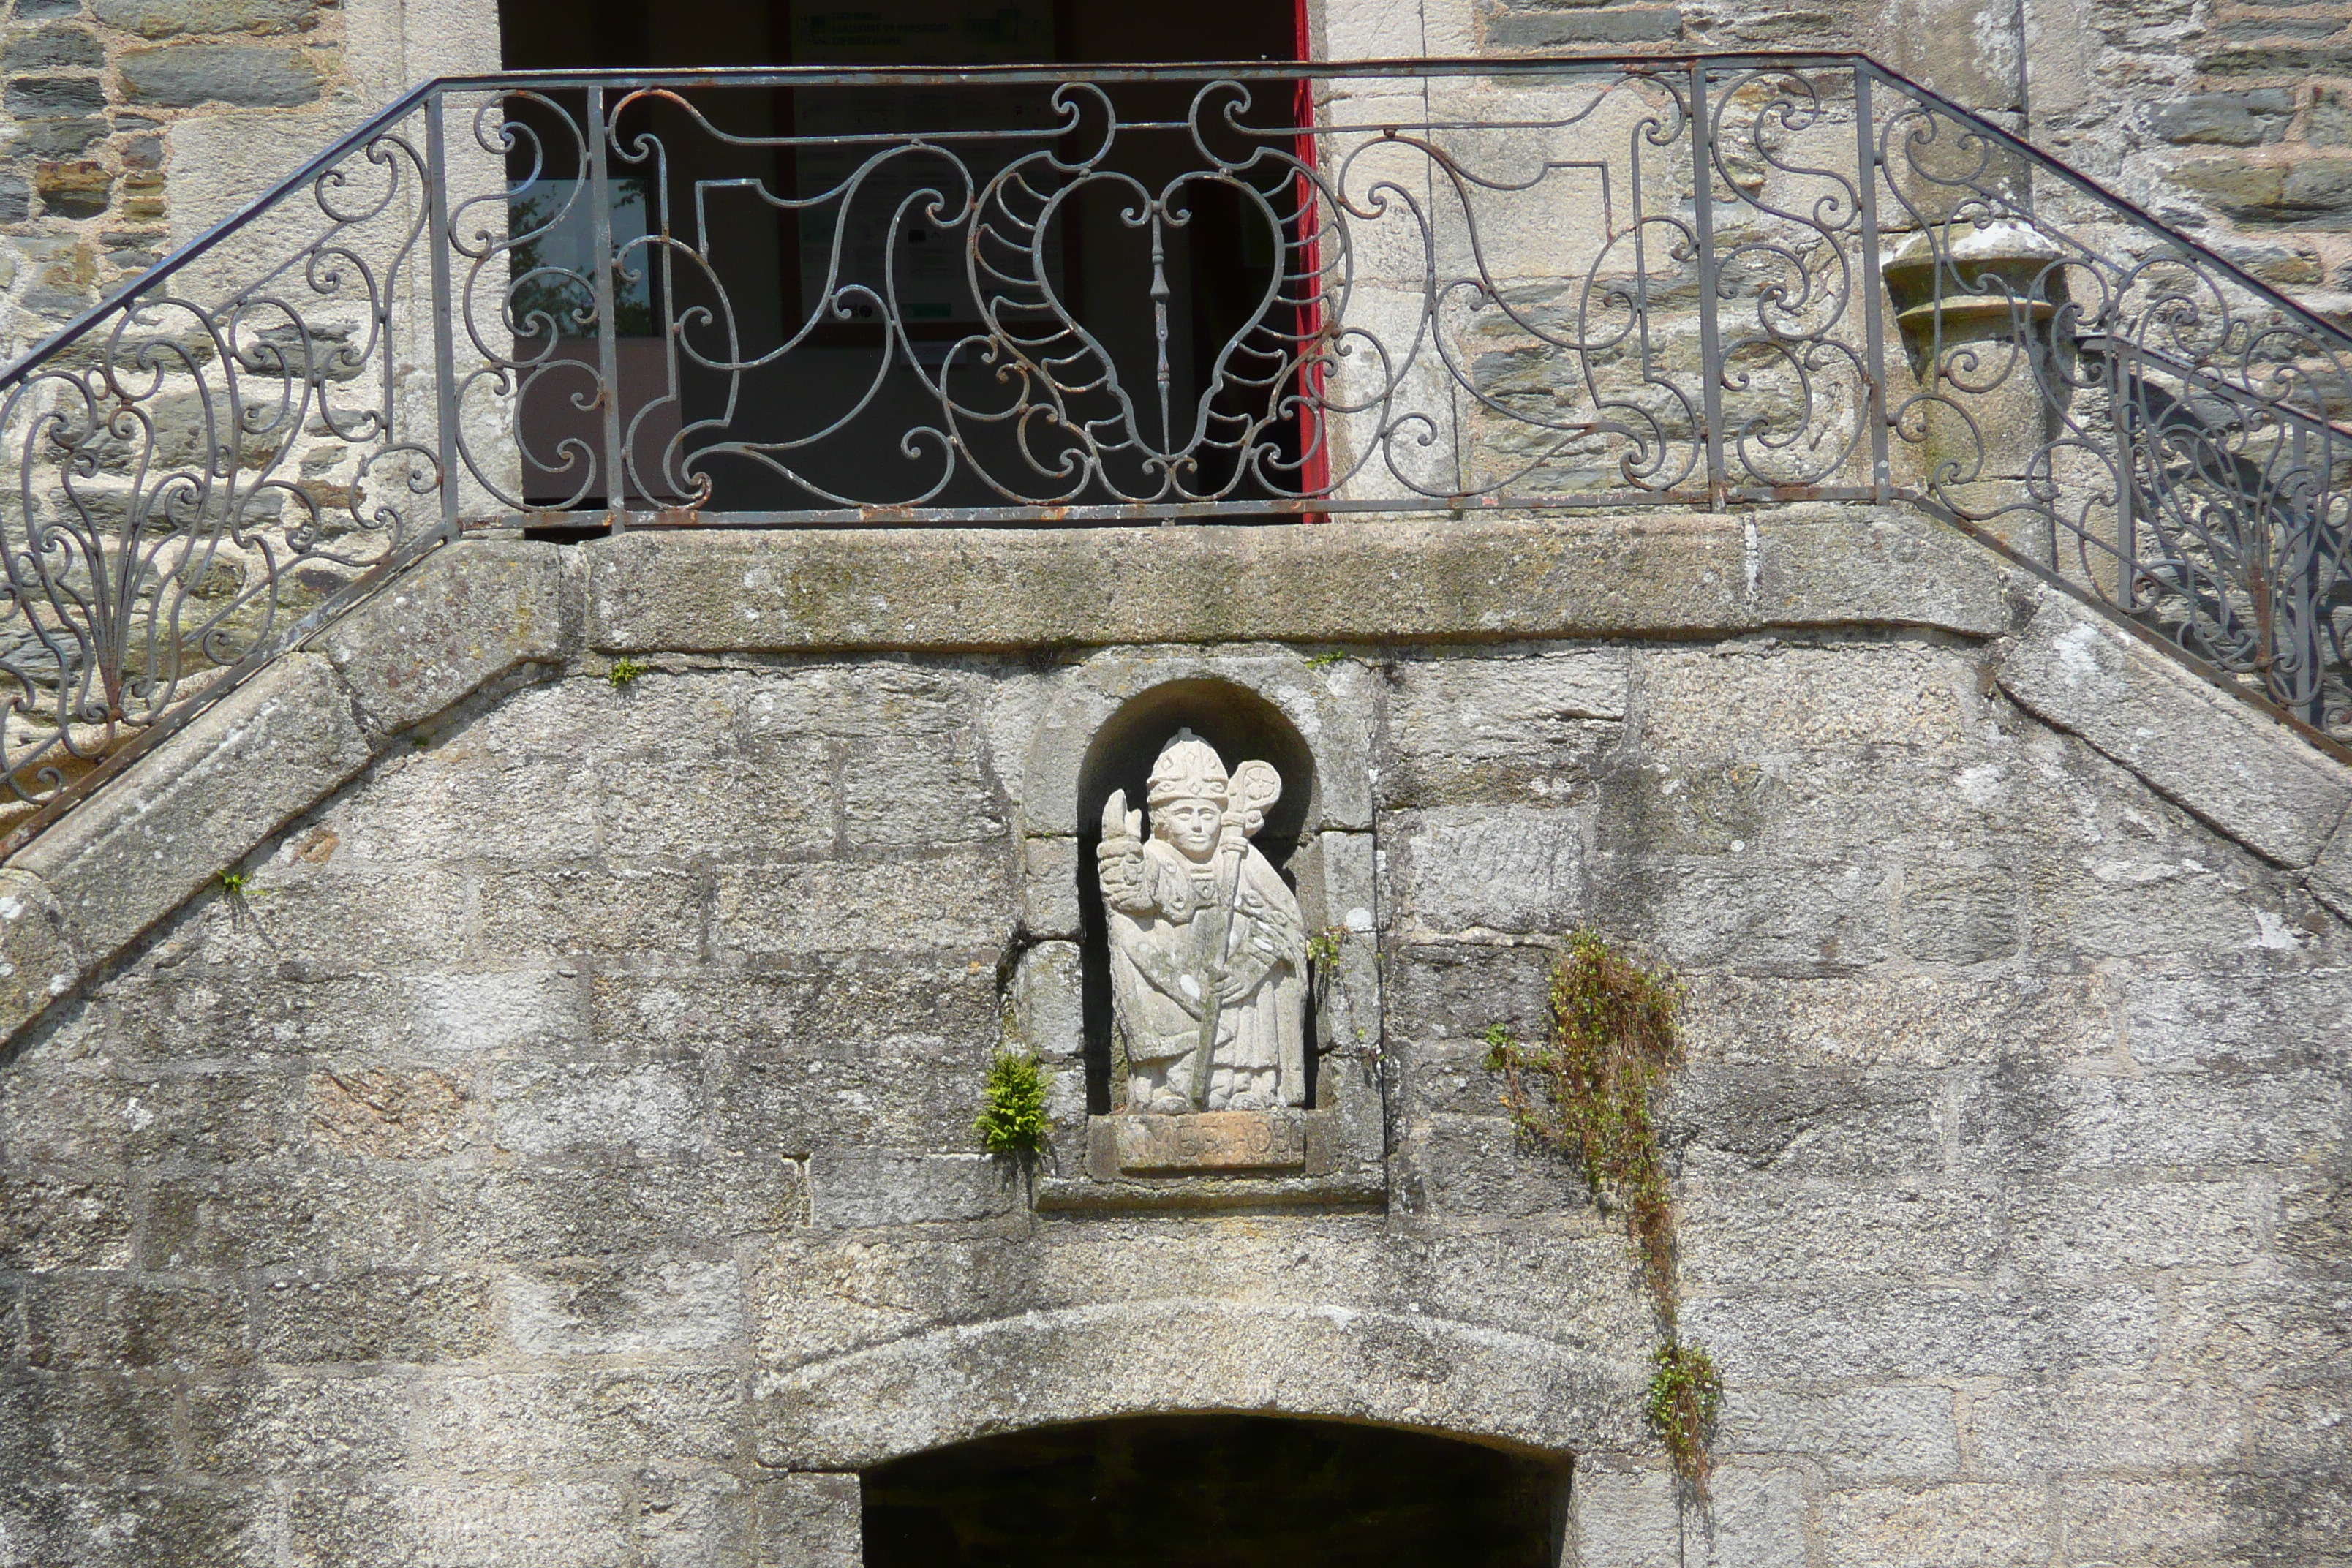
<box><xmin>582</xmin><ymin>505</ymin><xmax>2012</xmax><ymax>654</ymax></box>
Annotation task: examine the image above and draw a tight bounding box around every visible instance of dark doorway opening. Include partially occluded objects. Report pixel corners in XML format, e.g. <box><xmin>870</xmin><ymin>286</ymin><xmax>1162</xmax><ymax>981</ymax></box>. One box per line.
<box><xmin>493</xmin><ymin>0</ymin><xmax>1310</xmax><ymax>517</ymax></box>
<box><xmin>862</xmin><ymin>1414</ymin><xmax>1572</xmax><ymax>1568</ymax></box>
<box><xmin>499</xmin><ymin>0</ymin><xmax>1301</xmax><ymax>74</ymax></box>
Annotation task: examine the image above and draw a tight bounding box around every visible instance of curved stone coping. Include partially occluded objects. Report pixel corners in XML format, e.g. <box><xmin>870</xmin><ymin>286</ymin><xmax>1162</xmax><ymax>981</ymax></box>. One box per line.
<box><xmin>753</xmin><ymin>1300</ymin><xmax>1643</xmax><ymax>1470</ymax></box>
<box><xmin>0</xmin><ymin>538</ymin><xmax>577</xmax><ymax>1047</ymax></box>
<box><xmin>1998</xmin><ymin>594</ymin><xmax>2352</xmax><ymax>890</ymax></box>
<box><xmin>0</xmin><ymin>505</ymin><xmax>2343</xmax><ymax>1055</ymax></box>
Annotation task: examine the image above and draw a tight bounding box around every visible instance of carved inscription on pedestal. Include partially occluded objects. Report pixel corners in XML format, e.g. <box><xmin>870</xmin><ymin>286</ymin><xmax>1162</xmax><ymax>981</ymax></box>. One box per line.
<box><xmin>1110</xmin><ymin>1110</ymin><xmax>1307</xmax><ymax>1174</ymax></box>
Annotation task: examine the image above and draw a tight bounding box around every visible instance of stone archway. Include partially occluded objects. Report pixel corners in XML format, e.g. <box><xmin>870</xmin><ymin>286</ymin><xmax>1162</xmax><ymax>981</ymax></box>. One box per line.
<box><xmin>753</xmin><ymin>1300</ymin><xmax>1638</xmax><ymax>1471</ymax></box>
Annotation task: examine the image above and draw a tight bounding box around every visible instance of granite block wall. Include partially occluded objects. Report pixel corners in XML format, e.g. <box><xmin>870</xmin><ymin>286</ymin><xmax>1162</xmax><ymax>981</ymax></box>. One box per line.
<box><xmin>0</xmin><ymin>0</ymin><xmax>486</xmax><ymax>358</ymax></box>
<box><xmin>0</xmin><ymin>516</ymin><xmax>2340</xmax><ymax>1564</ymax></box>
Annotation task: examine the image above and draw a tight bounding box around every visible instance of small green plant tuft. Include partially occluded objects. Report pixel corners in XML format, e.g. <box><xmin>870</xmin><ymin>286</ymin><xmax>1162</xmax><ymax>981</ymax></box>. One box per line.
<box><xmin>1302</xmin><ymin>649</ymin><xmax>1349</xmax><ymax>670</ymax></box>
<box><xmin>974</xmin><ymin>1049</ymin><xmax>1050</xmax><ymax>1158</ymax></box>
<box><xmin>1485</xmin><ymin>929</ymin><xmax>1721</xmax><ymax>1493</ymax></box>
<box><xmin>1645</xmin><ymin>1341</ymin><xmax>1723</xmax><ymax>1488</ymax></box>
<box><xmin>607</xmin><ymin>657</ymin><xmax>648</xmax><ymax>688</ymax></box>
<box><xmin>1304</xmin><ymin>924</ymin><xmax>1352</xmax><ymax>965</ymax></box>
<box><xmin>217</xmin><ymin>870</ymin><xmax>251</xmax><ymax>896</ymax></box>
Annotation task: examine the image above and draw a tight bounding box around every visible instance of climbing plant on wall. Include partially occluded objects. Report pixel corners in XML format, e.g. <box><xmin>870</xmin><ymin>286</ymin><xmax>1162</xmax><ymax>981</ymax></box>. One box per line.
<box><xmin>1484</xmin><ymin>930</ymin><xmax>1722</xmax><ymax>1493</ymax></box>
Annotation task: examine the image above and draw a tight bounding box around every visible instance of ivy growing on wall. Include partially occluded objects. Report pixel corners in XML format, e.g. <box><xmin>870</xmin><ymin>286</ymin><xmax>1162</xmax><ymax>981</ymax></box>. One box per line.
<box><xmin>1483</xmin><ymin>930</ymin><xmax>1722</xmax><ymax>1493</ymax></box>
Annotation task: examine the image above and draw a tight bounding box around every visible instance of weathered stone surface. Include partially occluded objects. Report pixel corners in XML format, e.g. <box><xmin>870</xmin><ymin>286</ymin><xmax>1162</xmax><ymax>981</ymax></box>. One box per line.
<box><xmin>2148</xmin><ymin>88</ymin><xmax>2293</xmax><ymax>145</ymax></box>
<box><xmin>1000</xmin><ymin>938</ymin><xmax>1082</xmax><ymax>1065</ymax></box>
<box><xmin>0</xmin><ymin>496</ymin><xmax>2337</xmax><ymax>1567</ymax></box>
<box><xmin>1388</xmin><ymin>804</ymin><xmax>1589</xmax><ymax>934</ymax></box>
<box><xmin>431</xmin><ymin>1158</ymin><xmax>805</xmax><ymax>1265</ymax></box>
<box><xmin>4</xmin><ymin>75</ymin><xmax>106</xmax><ymax>116</ymax></box>
<box><xmin>0</xmin><ymin>1482</ymin><xmax>274</xmax><ymax>1567</ymax></box>
<box><xmin>13</xmin><ymin>654</ymin><xmax>372</xmax><ymax>968</ymax></box>
<box><xmin>32</xmin><ymin>157</ymin><xmax>108</xmax><ymax>216</ymax></box>
<box><xmin>489</xmin><ymin>1059</ymin><xmax>704</xmax><ymax>1161</ymax></box>
<box><xmin>504</xmin><ymin>1255</ymin><xmax>745</xmax><ymax>1357</ymax></box>
<box><xmin>2</xmin><ymin>28</ymin><xmax>104</xmax><ymax>69</ymax></box>
<box><xmin>1816</xmin><ymin>1483</ymin><xmax>2050</xmax><ymax>1568</ymax></box>
<box><xmin>138</xmin><ymin>1165</ymin><xmax>428</xmax><ymax>1273</ymax></box>
<box><xmin>23</xmin><ymin>1277</ymin><xmax>252</xmax><ymax>1371</ymax></box>
<box><xmin>1109</xmin><ymin>1110</ymin><xmax>1308</xmax><ymax>1172</ymax></box>
<box><xmin>1484</xmin><ymin>1</ymin><xmax>1683</xmax><ymax>45</ymax></box>
<box><xmin>1019</xmin><ymin>834</ymin><xmax>1082</xmax><ymax>938</ymax></box>
<box><xmin>1680</xmin><ymin>1180</ymin><xmax>2004</xmax><ymax>1285</ymax></box>
<box><xmin>1380</xmin><ymin>648</ymin><xmax>1626</xmax><ymax>807</ymax></box>
<box><xmin>251</xmin><ymin>1272</ymin><xmax>497</xmax><ymax>1365</ymax></box>
<box><xmin>290</xmin><ymin>1480</ymin><xmax>633</xmax><ymax>1568</ymax></box>
<box><xmin>1998</xmin><ymin>595</ymin><xmax>2352</xmax><ymax>867</ymax></box>
<box><xmin>2314</xmin><ymin>810</ymin><xmax>2352</xmax><ymax>921</ymax></box>
<box><xmin>712</xmin><ymin>854</ymin><xmax>1013</xmax><ymax>957</ymax></box>
<box><xmin>91</xmin><ymin>0</ymin><xmax>316</xmax><ymax>36</ymax></box>
<box><xmin>583</xmin><ymin>508</ymin><xmax>2005</xmax><ymax>655</ymax></box>
<box><xmin>1640</xmin><ymin>639</ymin><xmax>1976</xmax><ymax>758</ymax></box>
<box><xmin>808</xmin><ymin>1151</ymin><xmax>1017</xmax><ymax>1227</ymax></box>
<box><xmin>755</xmin><ymin>1301</ymin><xmax>1643</xmax><ymax>1469</ymax></box>
<box><xmin>318</xmin><ymin>540</ymin><xmax>572</xmax><ymax>742</ymax></box>
<box><xmin>1564</xmin><ymin>1456</ymin><xmax>1680</xmax><ymax>1568</ymax></box>
<box><xmin>0</xmin><ymin>870</ymin><xmax>82</xmax><ymax>1041</ymax></box>
<box><xmin>415</xmin><ymin>1367</ymin><xmax>741</xmax><ymax>1471</ymax></box>
<box><xmin>755</xmin><ymin>1474</ymin><xmax>862</xmax><ymax>1568</ymax></box>
<box><xmin>1716</xmin><ymin>1384</ymin><xmax>1960</xmax><ymax>1483</ymax></box>
<box><xmin>186</xmin><ymin>1371</ymin><xmax>410</xmax><ymax>1472</ymax></box>
<box><xmin>117</xmin><ymin>42</ymin><xmax>323</xmax><ymax>108</ymax></box>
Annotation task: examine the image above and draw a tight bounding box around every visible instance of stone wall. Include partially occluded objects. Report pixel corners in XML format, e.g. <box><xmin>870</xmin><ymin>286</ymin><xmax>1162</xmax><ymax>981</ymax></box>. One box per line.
<box><xmin>0</xmin><ymin>0</ymin><xmax>489</xmax><ymax>357</ymax></box>
<box><xmin>1338</xmin><ymin>0</ymin><xmax>2352</xmax><ymax>323</ymax></box>
<box><xmin>0</xmin><ymin>509</ymin><xmax>2343</xmax><ymax>1564</ymax></box>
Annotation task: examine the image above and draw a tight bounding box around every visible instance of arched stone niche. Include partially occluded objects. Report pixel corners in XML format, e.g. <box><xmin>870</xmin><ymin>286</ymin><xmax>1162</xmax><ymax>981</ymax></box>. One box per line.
<box><xmin>1006</xmin><ymin>647</ymin><xmax>1384</xmax><ymax>1210</ymax></box>
<box><xmin>1076</xmin><ymin>677</ymin><xmax>1322</xmax><ymax>1110</ymax></box>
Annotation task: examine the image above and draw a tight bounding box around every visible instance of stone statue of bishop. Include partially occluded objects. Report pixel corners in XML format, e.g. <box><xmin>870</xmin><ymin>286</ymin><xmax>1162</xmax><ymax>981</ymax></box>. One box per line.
<box><xmin>1098</xmin><ymin>730</ymin><xmax>1308</xmax><ymax>1113</ymax></box>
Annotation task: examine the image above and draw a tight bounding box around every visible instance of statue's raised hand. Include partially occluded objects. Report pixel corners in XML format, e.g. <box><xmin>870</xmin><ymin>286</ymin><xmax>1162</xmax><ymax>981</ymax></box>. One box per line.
<box><xmin>1098</xmin><ymin>788</ymin><xmax>1152</xmax><ymax>913</ymax></box>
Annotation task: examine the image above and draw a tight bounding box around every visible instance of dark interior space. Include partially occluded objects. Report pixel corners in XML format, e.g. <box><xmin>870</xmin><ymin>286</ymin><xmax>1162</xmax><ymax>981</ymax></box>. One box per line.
<box><xmin>1074</xmin><ymin>679</ymin><xmax>1319</xmax><ymax>1114</ymax></box>
<box><xmin>500</xmin><ymin>0</ymin><xmax>1301</xmax><ymax>72</ymax></box>
<box><xmin>862</xmin><ymin>1414</ymin><xmax>1572</xmax><ymax>1568</ymax></box>
<box><xmin>493</xmin><ymin>0</ymin><xmax>1308</xmax><ymax>516</ymax></box>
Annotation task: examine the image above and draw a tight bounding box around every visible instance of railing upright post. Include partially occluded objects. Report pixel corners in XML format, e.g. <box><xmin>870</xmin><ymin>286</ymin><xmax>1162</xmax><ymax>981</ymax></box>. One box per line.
<box><xmin>1688</xmin><ymin>59</ymin><xmax>1727</xmax><ymax>508</ymax></box>
<box><xmin>1854</xmin><ymin>67</ymin><xmax>1892</xmax><ymax>505</ymax></box>
<box><xmin>587</xmin><ymin>85</ymin><xmax>627</xmax><ymax>532</ymax></box>
<box><xmin>2111</xmin><ymin>340</ymin><xmax>2137</xmax><ymax>612</ymax></box>
<box><xmin>423</xmin><ymin>90</ymin><xmax>464</xmax><ymax>541</ymax></box>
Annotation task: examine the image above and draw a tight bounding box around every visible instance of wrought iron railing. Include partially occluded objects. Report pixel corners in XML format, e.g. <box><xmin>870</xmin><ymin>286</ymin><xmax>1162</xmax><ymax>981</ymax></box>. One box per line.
<box><xmin>1</xmin><ymin>54</ymin><xmax>2347</xmax><ymax>847</ymax></box>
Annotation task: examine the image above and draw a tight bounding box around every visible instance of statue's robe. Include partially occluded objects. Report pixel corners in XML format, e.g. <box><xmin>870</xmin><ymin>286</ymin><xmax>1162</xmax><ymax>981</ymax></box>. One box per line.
<box><xmin>1105</xmin><ymin>835</ymin><xmax>1308</xmax><ymax>1108</ymax></box>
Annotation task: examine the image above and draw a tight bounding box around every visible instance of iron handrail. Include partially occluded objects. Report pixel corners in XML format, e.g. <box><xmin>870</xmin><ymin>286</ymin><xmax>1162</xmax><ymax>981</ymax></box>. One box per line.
<box><xmin>0</xmin><ymin>53</ymin><xmax>2342</xmax><ymax>859</ymax></box>
<box><xmin>19</xmin><ymin>57</ymin><xmax>2352</xmax><ymax>393</ymax></box>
